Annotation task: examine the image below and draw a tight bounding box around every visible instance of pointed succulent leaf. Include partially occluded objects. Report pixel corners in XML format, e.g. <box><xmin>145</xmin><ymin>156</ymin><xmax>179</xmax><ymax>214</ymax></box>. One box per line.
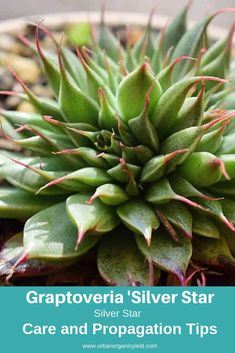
<box><xmin>221</xmin><ymin>198</ymin><xmax>235</xmax><ymax>224</ymax></box>
<box><xmin>121</xmin><ymin>145</ymin><xmax>139</xmax><ymax>164</ymax></box>
<box><xmin>77</xmin><ymin>49</ymin><xmax>116</xmax><ymax>106</ymax></box>
<box><xmin>66</xmin><ymin>193</ymin><xmax>119</xmax><ymax>246</ymax></box>
<box><xmin>82</xmin><ymin>48</ymin><xmax>108</xmax><ymax>81</ymax></box>
<box><xmin>202</xmin><ymin>25</ymin><xmax>234</xmax><ymax>67</ymax></box>
<box><xmin>160</xmin><ymin>112</ymin><xmax>233</xmax><ymax>155</ymax></box>
<box><xmin>131</xmin><ymin>145</ymin><xmax>154</xmax><ymax>164</ymax></box>
<box><xmin>157</xmin><ymin>56</ymin><xmax>195</xmax><ymax>92</ymax></box>
<box><xmin>170</xmin><ymin>87</ymin><xmax>205</xmax><ymax>133</ymax></box>
<box><xmin>201</xmin><ymin>25</ymin><xmax>234</xmax><ymax>86</ymax></box>
<box><xmin>195</xmin><ymin>123</ymin><xmax>227</xmax><ymax>153</ymax></box>
<box><xmin>145</xmin><ymin>177</ymin><xmax>177</xmax><ymax>204</ymax></box>
<box><xmin>98</xmin><ymin>230</ymin><xmax>159</xmax><ymax>286</ymax></box>
<box><xmin>208</xmin><ymin>179</ymin><xmax>235</xmax><ymax>197</ymax></box>
<box><xmin>194</xmin><ymin>198</ymin><xmax>235</xmax><ymax>233</ymax></box>
<box><xmin>117</xmin><ymin>119</ymin><xmax>136</xmax><ymax>146</ymax></box>
<box><xmin>98</xmin><ymin>88</ymin><xmax>118</xmax><ymax>130</ymax></box>
<box><xmin>157</xmin><ymin>201</ymin><xmax>192</xmax><ymax>239</ymax></box>
<box><xmin>172</xmin><ymin>15</ymin><xmax>211</xmax><ymax>79</ymax></box>
<box><xmin>0</xmin><ymin>187</ymin><xmax>64</xmax><ymax>218</ymax></box>
<box><xmin>151</xmin><ymin>76</ymin><xmax>223</xmax><ymax>136</ymax></box>
<box><xmin>179</xmin><ymin>152</ymin><xmax>223</xmax><ymax>187</ymax></box>
<box><xmin>169</xmin><ymin>174</ymin><xmax>216</xmax><ymax>200</ymax></box>
<box><xmin>56</xmin><ymin>147</ymin><xmax>109</xmax><ymax>169</ymax></box>
<box><xmin>58</xmin><ymin>53</ymin><xmax>99</xmax><ymax>125</ymax></box>
<box><xmin>98</xmin><ymin>23</ymin><xmax>121</xmax><ymax>61</ymax></box>
<box><xmin>0</xmin><ymin>156</ymin><xmax>68</xmax><ymax>195</ymax></box>
<box><xmin>128</xmin><ymin>101</ymin><xmax>159</xmax><ymax>152</ymax></box>
<box><xmin>0</xmin><ymin>116</ymin><xmax>21</xmax><ymax>139</ymax></box>
<box><xmin>192</xmin><ymin>212</ymin><xmax>220</xmax><ymax>239</ymax></box>
<box><xmin>151</xmin><ymin>35</ymin><xmax>162</xmax><ymax>73</ymax></box>
<box><xmin>61</xmin><ymin>47</ymin><xmax>87</xmax><ymax>89</ymax></box>
<box><xmin>222</xmin><ymin>228</ymin><xmax>235</xmax><ymax>257</ymax></box>
<box><xmin>125</xmin><ymin>171</ymin><xmax>139</xmax><ymax>197</ymax></box>
<box><xmin>38</xmin><ymin>167</ymin><xmax>112</xmax><ymax>193</ymax></box>
<box><xmin>220</xmin><ymin>154</ymin><xmax>235</xmax><ymax>179</ymax></box>
<box><xmin>217</xmin><ymin>133</ymin><xmax>235</xmax><ymax>154</ymax></box>
<box><xmin>107</xmin><ymin>162</ymin><xmax>140</xmax><ymax>183</ymax></box>
<box><xmin>0</xmin><ymin>110</ymin><xmax>59</xmax><ymax>133</ymax></box>
<box><xmin>140</xmin><ymin>150</ymin><xmax>187</xmax><ymax>183</ymax></box>
<box><xmin>88</xmin><ymin>183</ymin><xmax>129</xmax><ymax>206</ymax></box>
<box><xmin>192</xmin><ymin>235</ymin><xmax>235</xmax><ymax>272</ymax></box>
<box><xmin>0</xmin><ymin>232</ymin><xmax>71</xmax><ymax>277</ymax></box>
<box><xmin>145</xmin><ymin>177</ymin><xmax>205</xmax><ymax>211</ymax></box>
<box><xmin>136</xmin><ymin>229</ymin><xmax>192</xmax><ymax>284</ymax></box>
<box><xmin>162</xmin><ymin>5</ymin><xmax>188</xmax><ymax>56</ymax></box>
<box><xmin>117</xmin><ymin>200</ymin><xmax>160</xmax><ymax>245</ymax></box>
<box><xmin>117</xmin><ymin>63</ymin><xmax>162</xmax><ymax>122</ymax></box>
<box><xmin>35</xmin><ymin>27</ymin><xmax>61</xmax><ymax>97</ymax></box>
<box><xmin>24</xmin><ymin>202</ymin><xmax>101</xmax><ymax>260</ymax></box>
<box><xmin>8</xmin><ymin>67</ymin><xmax>64</xmax><ymax>120</ymax></box>
<box><xmin>132</xmin><ymin>10</ymin><xmax>155</xmax><ymax>60</ymax></box>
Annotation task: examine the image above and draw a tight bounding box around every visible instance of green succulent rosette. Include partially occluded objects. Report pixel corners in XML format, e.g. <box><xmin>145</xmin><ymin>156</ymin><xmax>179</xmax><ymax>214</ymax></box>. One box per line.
<box><xmin>0</xmin><ymin>6</ymin><xmax>235</xmax><ymax>285</ymax></box>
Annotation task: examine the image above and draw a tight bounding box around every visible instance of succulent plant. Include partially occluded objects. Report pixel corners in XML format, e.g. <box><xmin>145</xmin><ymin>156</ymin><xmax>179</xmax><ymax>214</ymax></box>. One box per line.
<box><xmin>0</xmin><ymin>6</ymin><xmax>235</xmax><ymax>286</ymax></box>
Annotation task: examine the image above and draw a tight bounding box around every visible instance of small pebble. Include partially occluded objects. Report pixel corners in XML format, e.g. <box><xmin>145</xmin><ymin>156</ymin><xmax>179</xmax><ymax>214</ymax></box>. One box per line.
<box><xmin>0</xmin><ymin>34</ymin><xmax>22</xmax><ymax>54</ymax></box>
<box><xmin>0</xmin><ymin>67</ymin><xmax>14</xmax><ymax>91</ymax></box>
<box><xmin>17</xmin><ymin>101</ymin><xmax>36</xmax><ymax>113</ymax></box>
<box><xmin>33</xmin><ymin>84</ymin><xmax>52</xmax><ymax>98</ymax></box>
<box><xmin>5</xmin><ymin>95</ymin><xmax>21</xmax><ymax>109</ymax></box>
<box><xmin>0</xmin><ymin>52</ymin><xmax>40</xmax><ymax>84</ymax></box>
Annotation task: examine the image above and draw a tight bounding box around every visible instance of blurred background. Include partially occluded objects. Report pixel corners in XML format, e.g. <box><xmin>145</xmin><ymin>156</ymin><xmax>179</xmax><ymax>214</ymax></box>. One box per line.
<box><xmin>0</xmin><ymin>0</ymin><xmax>234</xmax><ymax>27</ymax></box>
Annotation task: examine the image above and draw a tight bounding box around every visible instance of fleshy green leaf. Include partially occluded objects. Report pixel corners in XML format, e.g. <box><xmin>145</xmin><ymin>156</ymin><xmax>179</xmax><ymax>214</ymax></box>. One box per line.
<box><xmin>58</xmin><ymin>53</ymin><xmax>99</xmax><ymax>125</ymax></box>
<box><xmin>98</xmin><ymin>230</ymin><xmax>159</xmax><ymax>286</ymax></box>
<box><xmin>217</xmin><ymin>133</ymin><xmax>235</xmax><ymax>154</ymax></box>
<box><xmin>152</xmin><ymin>77</ymin><xmax>215</xmax><ymax>137</ymax></box>
<box><xmin>117</xmin><ymin>200</ymin><xmax>160</xmax><ymax>245</ymax></box>
<box><xmin>98</xmin><ymin>22</ymin><xmax>121</xmax><ymax>61</ymax></box>
<box><xmin>178</xmin><ymin>152</ymin><xmax>223</xmax><ymax>187</ymax></box>
<box><xmin>88</xmin><ymin>184</ymin><xmax>129</xmax><ymax>206</ymax></box>
<box><xmin>162</xmin><ymin>5</ymin><xmax>188</xmax><ymax>56</ymax></box>
<box><xmin>157</xmin><ymin>201</ymin><xmax>192</xmax><ymax>239</ymax></box>
<box><xmin>24</xmin><ymin>202</ymin><xmax>101</xmax><ymax>260</ymax></box>
<box><xmin>170</xmin><ymin>87</ymin><xmax>205</xmax><ymax>133</ymax></box>
<box><xmin>117</xmin><ymin>63</ymin><xmax>162</xmax><ymax>122</ymax></box>
<box><xmin>220</xmin><ymin>154</ymin><xmax>235</xmax><ymax>179</ymax></box>
<box><xmin>38</xmin><ymin>167</ymin><xmax>112</xmax><ymax>193</ymax></box>
<box><xmin>35</xmin><ymin>27</ymin><xmax>61</xmax><ymax>97</ymax></box>
<box><xmin>98</xmin><ymin>88</ymin><xmax>118</xmax><ymax>130</ymax></box>
<box><xmin>136</xmin><ymin>229</ymin><xmax>192</xmax><ymax>284</ymax></box>
<box><xmin>192</xmin><ymin>212</ymin><xmax>220</xmax><ymax>239</ymax></box>
<box><xmin>194</xmin><ymin>198</ymin><xmax>235</xmax><ymax>233</ymax></box>
<box><xmin>66</xmin><ymin>193</ymin><xmax>119</xmax><ymax>247</ymax></box>
<box><xmin>107</xmin><ymin>162</ymin><xmax>140</xmax><ymax>183</ymax></box>
<box><xmin>221</xmin><ymin>198</ymin><xmax>235</xmax><ymax>224</ymax></box>
<box><xmin>0</xmin><ymin>156</ymin><xmax>69</xmax><ymax>195</ymax></box>
<box><xmin>0</xmin><ymin>232</ymin><xmax>73</xmax><ymax>277</ymax></box>
<box><xmin>172</xmin><ymin>15</ymin><xmax>212</xmax><ymax>79</ymax></box>
<box><xmin>192</xmin><ymin>235</ymin><xmax>235</xmax><ymax>272</ymax></box>
<box><xmin>140</xmin><ymin>150</ymin><xmax>187</xmax><ymax>183</ymax></box>
<box><xmin>128</xmin><ymin>99</ymin><xmax>159</xmax><ymax>152</ymax></box>
<box><xmin>0</xmin><ymin>187</ymin><xmax>64</xmax><ymax>218</ymax></box>
<box><xmin>170</xmin><ymin>174</ymin><xmax>217</xmax><ymax>201</ymax></box>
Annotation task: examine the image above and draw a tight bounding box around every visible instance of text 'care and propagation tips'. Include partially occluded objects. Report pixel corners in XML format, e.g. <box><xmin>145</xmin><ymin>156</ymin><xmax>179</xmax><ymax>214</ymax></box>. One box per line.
<box><xmin>22</xmin><ymin>289</ymin><xmax>218</xmax><ymax>339</ymax></box>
